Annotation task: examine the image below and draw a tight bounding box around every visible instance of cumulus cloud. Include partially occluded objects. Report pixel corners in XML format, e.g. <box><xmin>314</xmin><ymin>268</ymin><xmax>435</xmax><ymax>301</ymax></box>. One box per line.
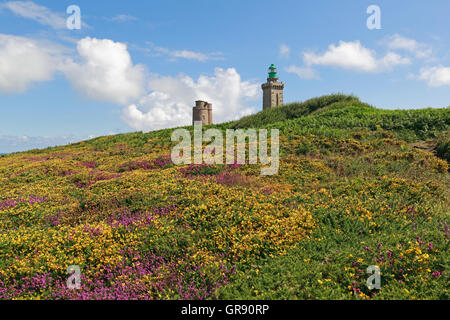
<box><xmin>122</xmin><ymin>68</ymin><xmax>259</xmax><ymax>131</ymax></box>
<box><xmin>418</xmin><ymin>66</ymin><xmax>450</xmax><ymax>87</ymax></box>
<box><xmin>0</xmin><ymin>34</ymin><xmax>63</xmax><ymax>93</ymax></box>
<box><xmin>303</xmin><ymin>40</ymin><xmax>411</xmax><ymax>72</ymax></box>
<box><xmin>0</xmin><ymin>32</ymin><xmax>257</xmax><ymax>133</ymax></box>
<box><xmin>285</xmin><ymin>65</ymin><xmax>320</xmax><ymax>80</ymax></box>
<box><xmin>279</xmin><ymin>44</ymin><xmax>290</xmax><ymax>58</ymax></box>
<box><xmin>0</xmin><ymin>35</ymin><xmax>146</xmax><ymax>102</ymax></box>
<box><xmin>383</xmin><ymin>34</ymin><xmax>432</xmax><ymax>59</ymax></box>
<box><xmin>1</xmin><ymin>1</ymin><xmax>67</xmax><ymax>29</ymax></box>
<box><xmin>62</xmin><ymin>37</ymin><xmax>147</xmax><ymax>106</ymax></box>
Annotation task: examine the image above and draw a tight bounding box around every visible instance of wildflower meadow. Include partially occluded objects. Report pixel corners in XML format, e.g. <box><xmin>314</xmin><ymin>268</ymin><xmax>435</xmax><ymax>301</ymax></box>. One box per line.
<box><xmin>0</xmin><ymin>95</ymin><xmax>448</xmax><ymax>300</ymax></box>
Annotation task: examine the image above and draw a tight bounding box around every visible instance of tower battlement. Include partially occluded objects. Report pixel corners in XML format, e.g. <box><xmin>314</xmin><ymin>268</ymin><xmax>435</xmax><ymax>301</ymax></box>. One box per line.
<box><xmin>193</xmin><ymin>100</ymin><xmax>213</xmax><ymax>125</ymax></box>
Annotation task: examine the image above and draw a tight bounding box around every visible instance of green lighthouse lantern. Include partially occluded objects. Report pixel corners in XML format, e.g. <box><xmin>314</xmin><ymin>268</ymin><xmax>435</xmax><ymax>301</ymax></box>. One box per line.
<box><xmin>268</xmin><ymin>64</ymin><xmax>278</xmax><ymax>79</ymax></box>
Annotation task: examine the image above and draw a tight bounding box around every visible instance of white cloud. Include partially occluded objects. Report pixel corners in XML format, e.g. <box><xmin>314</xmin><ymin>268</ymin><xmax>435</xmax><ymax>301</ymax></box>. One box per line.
<box><xmin>146</xmin><ymin>43</ymin><xmax>224</xmax><ymax>62</ymax></box>
<box><xmin>170</xmin><ymin>50</ymin><xmax>213</xmax><ymax>62</ymax></box>
<box><xmin>122</xmin><ymin>68</ymin><xmax>259</xmax><ymax>131</ymax></box>
<box><xmin>0</xmin><ymin>34</ymin><xmax>63</xmax><ymax>93</ymax></box>
<box><xmin>110</xmin><ymin>14</ymin><xmax>138</xmax><ymax>22</ymax></box>
<box><xmin>0</xmin><ymin>35</ymin><xmax>146</xmax><ymax>102</ymax></box>
<box><xmin>279</xmin><ymin>44</ymin><xmax>290</xmax><ymax>58</ymax></box>
<box><xmin>303</xmin><ymin>40</ymin><xmax>410</xmax><ymax>72</ymax></box>
<box><xmin>418</xmin><ymin>66</ymin><xmax>450</xmax><ymax>87</ymax></box>
<box><xmin>0</xmin><ymin>134</ymin><xmax>78</xmax><ymax>153</ymax></box>
<box><xmin>379</xmin><ymin>52</ymin><xmax>412</xmax><ymax>70</ymax></box>
<box><xmin>285</xmin><ymin>65</ymin><xmax>320</xmax><ymax>80</ymax></box>
<box><xmin>0</xmin><ymin>33</ymin><xmax>257</xmax><ymax>133</ymax></box>
<box><xmin>384</xmin><ymin>34</ymin><xmax>432</xmax><ymax>59</ymax></box>
<box><xmin>0</xmin><ymin>132</ymin><xmax>125</xmax><ymax>153</ymax></box>
<box><xmin>1</xmin><ymin>1</ymin><xmax>66</xmax><ymax>29</ymax></box>
<box><xmin>62</xmin><ymin>37</ymin><xmax>147</xmax><ymax>106</ymax></box>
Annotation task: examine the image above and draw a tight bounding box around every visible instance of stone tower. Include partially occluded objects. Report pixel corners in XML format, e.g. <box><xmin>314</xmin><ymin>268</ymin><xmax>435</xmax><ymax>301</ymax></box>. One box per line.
<box><xmin>192</xmin><ymin>100</ymin><xmax>213</xmax><ymax>125</ymax></box>
<box><xmin>262</xmin><ymin>64</ymin><xmax>284</xmax><ymax>110</ymax></box>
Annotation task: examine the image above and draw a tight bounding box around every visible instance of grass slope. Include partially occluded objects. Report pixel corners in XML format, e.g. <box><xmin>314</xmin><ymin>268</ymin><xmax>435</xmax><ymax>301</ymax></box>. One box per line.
<box><xmin>0</xmin><ymin>94</ymin><xmax>449</xmax><ymax>300</ymax></box>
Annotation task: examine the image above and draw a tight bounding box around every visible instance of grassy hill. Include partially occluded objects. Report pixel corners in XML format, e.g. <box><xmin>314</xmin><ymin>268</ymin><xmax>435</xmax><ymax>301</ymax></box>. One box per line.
<box><xmin>0</xmin><ymin>94</ymin><xmax>448</xmax><ymax>299</ymax></box>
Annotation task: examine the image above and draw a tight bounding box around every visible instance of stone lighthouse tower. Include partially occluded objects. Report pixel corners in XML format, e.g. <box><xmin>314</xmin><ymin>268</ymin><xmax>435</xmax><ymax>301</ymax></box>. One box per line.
<box><xmin>262</xmin><ymin>64</ymin><xmax>284</xmax><ymax>110</ymax></box>
<box><xmin>192</xmin><ymin>100</ymin><xmax>213</xmax><ymax>125</ymax></box>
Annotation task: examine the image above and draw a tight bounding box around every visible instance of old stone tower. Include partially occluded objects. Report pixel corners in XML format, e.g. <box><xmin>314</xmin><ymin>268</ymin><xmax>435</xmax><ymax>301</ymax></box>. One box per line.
<box><xmin>192</xmin><ymin>100</ymin><xmax>213</xmax><ymax>125</ymax></box>
<box><xmin>262</xmin><ymin>64</ymin><xmax>284</xmax><ymax>110</ymax></box>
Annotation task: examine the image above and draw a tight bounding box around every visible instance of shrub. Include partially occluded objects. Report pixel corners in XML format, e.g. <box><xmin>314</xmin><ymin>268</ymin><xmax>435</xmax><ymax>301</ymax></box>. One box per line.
<box><xmin>118</xmin><ymin>155</ymin><xmax>173</xmax><ymax>172</ymax></box>
<box><xmin>178</xmin><ymin>164</ymin><xmax>223</xmax><ymax>178</ymax></box>
<box><xmin>436</xmin><ymin>135</ymin><xmax>450</xmax><ymax>162</ymax></box>
<box><xmin>231</xmin><ymin>93</ymin><xmax>361</xmax><ymax>129</ymax></box>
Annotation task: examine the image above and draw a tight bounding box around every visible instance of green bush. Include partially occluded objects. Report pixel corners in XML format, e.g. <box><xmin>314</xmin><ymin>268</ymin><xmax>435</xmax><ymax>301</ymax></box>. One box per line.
<box><xmin>436</xmin><ymin>135</ymin><xmax>450</xmax><ymax>162</ymax></box>
<box><xmin>230</xmin><ymin>93</ymin><xmax>361</xmax><ymax>129</ymax></box>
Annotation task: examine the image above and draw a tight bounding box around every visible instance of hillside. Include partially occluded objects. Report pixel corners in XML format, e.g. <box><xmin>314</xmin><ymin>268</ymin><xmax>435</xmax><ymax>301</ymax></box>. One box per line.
<box><xmin>0</xmin><ymin>94</ymin><xmax>449</xmax><ymax>300</ymax></box>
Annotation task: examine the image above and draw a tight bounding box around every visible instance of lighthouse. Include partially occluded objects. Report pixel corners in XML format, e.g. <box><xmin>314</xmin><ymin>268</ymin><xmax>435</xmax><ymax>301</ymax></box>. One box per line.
<box><xmin>261</xmin><ymin>64</ymin><xmax>284</xmax><ymax>110</ymax></box>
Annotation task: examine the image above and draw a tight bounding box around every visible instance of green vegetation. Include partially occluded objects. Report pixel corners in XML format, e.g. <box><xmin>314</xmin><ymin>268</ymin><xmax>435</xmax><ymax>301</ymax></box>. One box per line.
<box><xmin>0</xmin><ymin>94</ymin><xmax>448</xmax><ymax>300</ymax></box>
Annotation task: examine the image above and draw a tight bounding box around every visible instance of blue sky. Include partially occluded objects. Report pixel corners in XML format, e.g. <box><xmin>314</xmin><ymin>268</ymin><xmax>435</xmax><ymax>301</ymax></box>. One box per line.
<box><xmin>0</xmin><ymin>0</ymin><xmax>449</xmax><ymax>153</ymax></box>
